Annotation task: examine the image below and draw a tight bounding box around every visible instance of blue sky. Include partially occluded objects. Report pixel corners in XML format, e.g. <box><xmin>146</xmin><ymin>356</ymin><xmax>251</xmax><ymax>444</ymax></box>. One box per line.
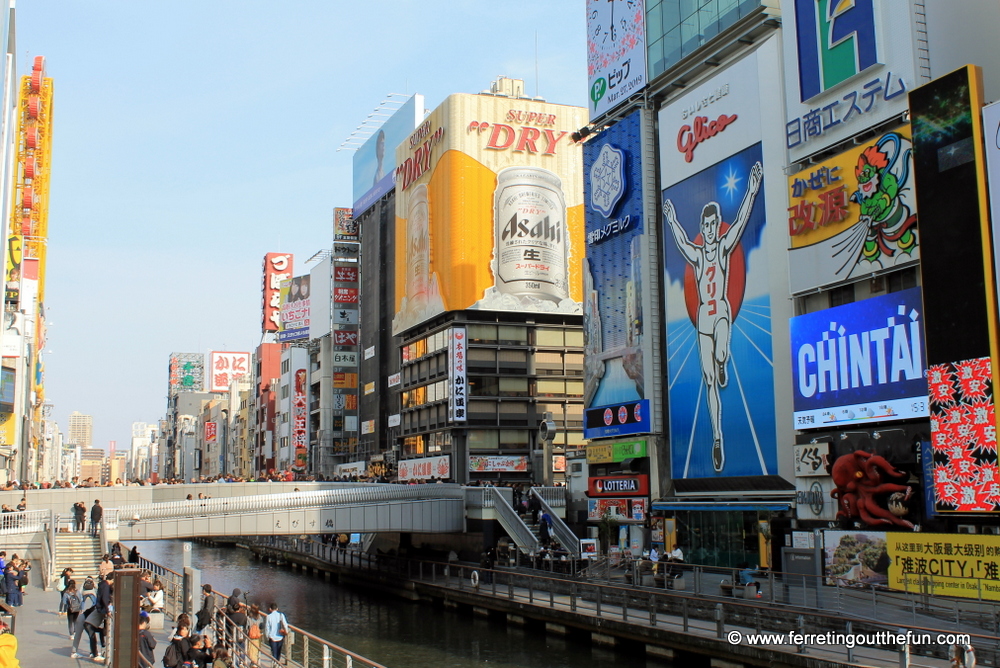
<box><xmin>21</xmin><ymin>1</ymin><xmax>587</xmax><ymax>452</ymax></box>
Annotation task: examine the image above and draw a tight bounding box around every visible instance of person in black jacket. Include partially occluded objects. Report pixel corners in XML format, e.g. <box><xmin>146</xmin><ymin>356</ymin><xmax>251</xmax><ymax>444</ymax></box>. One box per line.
<box><xmin>90</xmin><ymin>500</ymin><xmax>103</xmax><ymax>536</ymax></box>
<box><xmin>137</xmin><ymin>614</ymin><xmax>156</xmax><ymax>667</ymax></box>
<box><xmin>195</xmin><ymin>584</ymin><xmax>217</xmax><ymax>634</ymax></box>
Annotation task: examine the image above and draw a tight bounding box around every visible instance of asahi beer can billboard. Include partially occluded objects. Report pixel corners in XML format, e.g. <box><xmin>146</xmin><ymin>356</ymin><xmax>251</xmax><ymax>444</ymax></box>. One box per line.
<box><xmin>392</xmin><ymin>93</ymin><xmax>586</xmax><ymax>335</ymax></box>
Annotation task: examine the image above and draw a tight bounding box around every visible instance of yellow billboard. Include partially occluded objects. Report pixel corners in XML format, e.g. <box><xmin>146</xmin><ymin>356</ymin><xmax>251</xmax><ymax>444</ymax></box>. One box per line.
<box><xmin>887</xmin><ymin>532</ymin><xmax>1000</xmax><ymax>600</ymax></box>
<box><xmin>392</xmin><ymin>94</ymin><xmax>586</xmax><ymax>335</ymax></box>
<box><xmin>786</xmin><ymin>125</ymin><xmax>918</xmax><ymax>294</ymax></box>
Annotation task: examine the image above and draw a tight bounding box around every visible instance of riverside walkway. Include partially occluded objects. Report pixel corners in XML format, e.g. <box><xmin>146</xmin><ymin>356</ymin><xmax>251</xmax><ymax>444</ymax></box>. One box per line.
<box><xmin>247</xmin><ymin>536</ymin><xmax>991</xmax><ymax>668</ymax></box>
<box><xmin>10</xmin><ymin>558</ymin><xmax>387</xmax><ymax>668</ymax></box>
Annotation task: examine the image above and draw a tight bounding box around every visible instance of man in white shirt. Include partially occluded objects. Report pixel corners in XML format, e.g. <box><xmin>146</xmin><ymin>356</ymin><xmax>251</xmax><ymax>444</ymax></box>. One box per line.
<box><xmin>668</xmin><ymin>544</ymin><xmax>684</xmax><ymax>562</ymax></box>
<box><xmin>648</xmin><ymin>546</ymin><xmax>659</xmax><ymax>563</ymax></box>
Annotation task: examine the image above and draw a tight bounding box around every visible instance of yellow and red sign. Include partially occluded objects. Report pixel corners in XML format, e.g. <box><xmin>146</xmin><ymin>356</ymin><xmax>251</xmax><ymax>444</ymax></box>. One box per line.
<box><xmin>786</xmin><ymin>125</ymin><xmax>918</xmax><ymax>294</ymax></box>
<box><xmin>888</xmin><ymin>532</ymin><xmax>1000</xmax><ymax>601</ymax></box>
<box><xmin>392</xmin><ymin>94</ymin><xmax>586</xmax><ymax>335</ymax></box>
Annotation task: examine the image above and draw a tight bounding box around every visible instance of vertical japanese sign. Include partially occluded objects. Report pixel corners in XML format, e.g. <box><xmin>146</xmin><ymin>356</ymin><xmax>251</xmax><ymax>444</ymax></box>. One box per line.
<box><xmin>292</xmin><ymin>368</ymin><xmax>308</xmax><ymax>472</ymax></box>
<box><xmin>448</xmin><ymin>327</ymin><xmax>467</xmax><ymax>423</ymax></box>
<box><xmin>208</xmin><ymin>351</ymin><xmax>251</xmax><ymax>393</ymax></box>
<box><xmin>278</xmin><ymin>275</ymin><xmax>310</xmax><ymax>342</ymax></box>
<box><xmin>911</xmin><ymin>66</ymin><xmax>1000</xmax><ymax>513</ymax></box>
<box><xmin>262</xmin><ymin>253</ymin><xmax>293</xmax><ymax>333</ymax></box>
<box><xmin>583</xmin><ymin>109</ymin><xmax>651</xmax><ymax>438</ymax></box>
<box><xmin>204</xmin><ymin>422</ymin><xmax>217</xmax><ymax>443</ymax></box>
<box><xmin>168</xmin><ymin>353</ymin><xmax>204</xmax><ymax>396</ymax></box>
<box><xmin>334</xmin><ymin>207</ymin><xmax>357</xmax><ymax>241</ymax></box>
<box><xmin>786</xmin><ymin>126</ymin><xmax>918</xmax><ymax>293</ymax></box>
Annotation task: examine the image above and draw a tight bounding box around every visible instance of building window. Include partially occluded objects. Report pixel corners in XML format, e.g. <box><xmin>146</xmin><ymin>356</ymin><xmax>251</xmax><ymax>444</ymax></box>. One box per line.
<box><xmin>468</xmin><ymin>430</ymin><xmax>499</xmax><ymax>449</ymax></box>
<box><xmin>887</xmin><ymin>267</ymin><xmax>918</xmax><ymax>293</ymax></box>
<box><xmin>829</xmin><ymin>283</ymin><xmax>855</xmax><ymax>307</ymax></box>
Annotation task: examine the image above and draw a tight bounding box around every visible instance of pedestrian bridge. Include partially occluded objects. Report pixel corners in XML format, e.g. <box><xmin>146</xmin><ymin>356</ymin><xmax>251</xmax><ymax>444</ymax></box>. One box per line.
<box><xmin>0</xmin><ymin>480</ymin><xmax>570</xmax><ymax>558</ymax></box>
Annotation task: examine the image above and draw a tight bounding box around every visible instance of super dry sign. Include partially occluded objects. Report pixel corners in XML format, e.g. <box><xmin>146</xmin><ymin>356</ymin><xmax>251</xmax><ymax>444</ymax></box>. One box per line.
<box><xmin>588</xmin><ymin>475</ymin><xmax>649</xmax><ymax>497</ymax></box>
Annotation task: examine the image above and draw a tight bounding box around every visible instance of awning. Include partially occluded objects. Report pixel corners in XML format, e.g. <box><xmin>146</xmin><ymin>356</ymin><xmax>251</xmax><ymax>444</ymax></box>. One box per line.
<box><xmin>651</xmin><ymin>502</ymin><xmax>791</xmax><ymax>512</ymax></box>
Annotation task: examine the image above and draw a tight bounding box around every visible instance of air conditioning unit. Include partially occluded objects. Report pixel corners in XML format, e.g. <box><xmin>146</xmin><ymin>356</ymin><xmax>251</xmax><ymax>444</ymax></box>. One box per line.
<box><xmin>957</xmin><ymin>524</ymin><xmax>977</xmax><ymax>534</ymax></box>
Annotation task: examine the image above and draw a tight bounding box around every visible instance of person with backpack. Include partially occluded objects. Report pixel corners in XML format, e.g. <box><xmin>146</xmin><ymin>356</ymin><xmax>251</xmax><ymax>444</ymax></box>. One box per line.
<box><xmin>63</xmin><ymin>579</ymin><xmax>83</xmax><ymax>638</ymax></box>
<box><xmin>56</xmin><ymin>567</ymin><xmax>74</xmax><ymax>613</ymax></box>
<box><xmin>161</xmin><ymin>626</ymin><xmax>190</xmax><ymax>668</ymax></box>
<box><xmin>264</xmin><ymin>602</ymin><xmax>289</xmax><ymax>664</ymax></box>
<box><xmin>246</xmin><ymin>604</ymin><xmax>264</xmax><ymax>667</ymax></box>
<box><xmin>69</xmin><ymin>577</ymin><xmax>97</xmax><ymax>658</ymax></box>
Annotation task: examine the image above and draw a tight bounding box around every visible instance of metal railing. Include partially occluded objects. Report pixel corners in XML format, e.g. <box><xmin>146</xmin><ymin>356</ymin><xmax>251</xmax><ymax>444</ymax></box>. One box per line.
<box><xmin>529</xmin><ymin>486</ymin><xmax>567</xmax><ymax>508</ymax></box>
<box><xmin>482</xmin><ymin>487</ymin><xmax>539</xmax><ymax>555</ymax></box>
<box><xmin>125</xmin><ymin>548</ymin><xmax>387</xmax><ymax>668</ymax></box>
<box><xmin>116</xmin><ymin>484</ymin><xmax>466</xmax><ymax>522</ymax></box>
<box><xmin>251</xmin><ymin>535</ymin><xmax>999</xmax><ymax>667</ymax></box>
<box><xmin>529</xmin><ymin>487</ymin><xmax>579</xmax><ymax>558</ymax></box>
<box><xmin>212</xmin><ymin>604</ymin><xmax>389</xmax><ymax>668</ymax></box>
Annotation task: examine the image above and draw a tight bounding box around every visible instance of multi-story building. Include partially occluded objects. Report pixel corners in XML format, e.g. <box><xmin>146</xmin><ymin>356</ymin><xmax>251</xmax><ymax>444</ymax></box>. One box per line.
<box><xmin>580</xmin><ymin>0</ymin><xmax>1000</xmax><ymax>577</ymax></box>
<box><xmin>383</xmin><ymin>81</ymin><xmax>588</xmax><ymax>485</ymax></box>
<box><xmin>79</xmin><ymin>447</ymin><xmax>104</xmax><ymax>484</ymax></box>
<box><xmin>68</xmin><ymin>411</ymin><xmax>92</xmax><ymax>449</ymax></box>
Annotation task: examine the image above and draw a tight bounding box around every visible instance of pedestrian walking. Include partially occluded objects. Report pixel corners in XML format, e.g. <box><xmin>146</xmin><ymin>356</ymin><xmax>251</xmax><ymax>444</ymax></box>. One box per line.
<box><xmin>90</xmin><ymin>499</ymin><xmax>103</xmax><ymax>536</ymax></box>
<box><xmin>64</xmin><ymin>579</ymin><xmax>82</xmax><ymax>637</ymax></box>
<box><xmin>246</xmin><ymin>604</ymin><xmax>264</xmax><ymax>667</ymax></box>
<box><xmin>264</xmin><ymin>602</ymin><xmax>289</xmax><ymax>664</ymax></box>
<box><xmin>69</xmin><ymin>577</ymin><xmax>97</xmax><ymax>658</ymax></box>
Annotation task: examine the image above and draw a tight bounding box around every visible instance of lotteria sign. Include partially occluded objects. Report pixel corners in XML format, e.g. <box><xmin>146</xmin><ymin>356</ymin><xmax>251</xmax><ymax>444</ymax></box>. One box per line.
<box><xmin>588</xmin><ymin>475</ymin><xmax>649</xmax><ymax>497</ymax></box>
<box><xmin>789</xmin><ymin>287</ymin><xmax>928</xmax><ymax>428</ymax></box>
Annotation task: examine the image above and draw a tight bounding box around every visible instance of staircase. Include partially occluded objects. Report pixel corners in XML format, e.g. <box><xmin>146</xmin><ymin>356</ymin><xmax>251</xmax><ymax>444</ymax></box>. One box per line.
<box><xmin>52</xmin><ymin>532</ymin><xmax>103</xmax><ymax>582</ymax></box>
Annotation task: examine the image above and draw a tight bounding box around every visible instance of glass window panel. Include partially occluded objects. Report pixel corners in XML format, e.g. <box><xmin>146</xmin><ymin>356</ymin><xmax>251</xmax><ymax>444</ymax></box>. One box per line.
<box><xmin>499</xmin><ymin>429</ymin><xmax>530</xmax><ymax>445</ymax></box>
<box><xmin>499</xmin><ymin>377</ymin><xmax>528</xmax><ymax>396</ymax></box>
<box><xmin>467</xmin><ymin>324</ymin><xmax>497</xmax><ymax>343</ymax></box>
<box><xmin>534</xmin><ymin>352</ymin><xmax>563</xmax><ymax>371</ymax></box>
<box><xmin>566</xmin><ymin>431</ymin><xmax>587</xmax><ymax>446</ymax></box>
<box><xmin>468</xmin><ymin>400</ymin><xmax>497</xmax><ymax>416</ymax></box>
<box><xmin>566</xmin><ymin>380</ymin><xmax>584</xmax><ymax>397</ymax></box>
<box><xmin>468</xmin><ymin>348</ymin><xmax>497</xmax><ymax>361</ymax></box>
<box><xmin>499</xmin><ymin>401</ymin><xmax>529</xmax><ymax>414</ymax></box>
<box><xmin>535</xmin><ymin>328</ymin><xmax>563</xmax><ymax>346</ymax></box>
<box><xmin>468</xmin><ymin>430</ymin><xmax>499</xmax><ymax>449</ymax></box>
<box><xmin>565</xmin><ymin>352</ymin><xmax>583</xmax><ymax>369</ymax></box>
<box><xmin>680</xmin><ymin>13</ymin><xmax>700</xmax><ymax>55</ymax></box>
<box><xmin>536</xmin><ymin>379</ymin><xmax>565</xmax><ymax>396</ymax></box>
<box><xmin>565</xmin><ymin>330</ymin><xmax>583</xmax><ymax>347</ymax></box>
<box><xmin>469</xmin><ymin>376</ymin><xmax>499</xmax><ymax>396</ymax></box>
<box><xmin>660</xmin><ymin>0</ymin><xmax>681</xmax><ymax>30</ymax></box>
<box><xmin>647</xmin><ymin>2</ymin><xmax>663</xmax><ymax>42</ymax></box>
<box><xmin>699</xmin><ymin>0</ymin><xmax>720</xmax><ymax>39</ymax></box>
<box><xmin>565</xmin><ymin>404</ymin><xmax>583</xmax><ymax>419</ymax></box>
<box><xmin>499</xmin><ymin>349</ymin><xmax>527</xmax><ymax>363</ymax></box>
<box><xmin>648</xmin><ymin>38</ymin><xmax>665</xmax><ymax>80</ymax></box>
<box><xmin>498</xmin><ymin>325</ymin><xmax>527</xmax><ymax>343</ymax></box>
<box><xmin>663</xmin><ymin>26</ymin><xmax>682</xmax><ymax>70</ymax></box>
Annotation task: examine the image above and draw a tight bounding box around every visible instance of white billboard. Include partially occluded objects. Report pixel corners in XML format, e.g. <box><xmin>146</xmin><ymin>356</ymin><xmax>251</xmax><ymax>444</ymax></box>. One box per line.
<box><xmin>586</xmin><ymin>0</ymin><xmax>647</xmax><ymax>120</ymax></box>
<box><xmin>781</xmin><ymin>0</ymin><xmax>919</xmax><ymax>163</ymax></box>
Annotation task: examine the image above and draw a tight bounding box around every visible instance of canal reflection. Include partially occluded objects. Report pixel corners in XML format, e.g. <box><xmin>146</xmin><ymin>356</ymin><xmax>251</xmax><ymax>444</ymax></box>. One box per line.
<box><xmin>135</xmin><ymin>540</ymin><xmax>675</xmax><ymax>668</ymax></box>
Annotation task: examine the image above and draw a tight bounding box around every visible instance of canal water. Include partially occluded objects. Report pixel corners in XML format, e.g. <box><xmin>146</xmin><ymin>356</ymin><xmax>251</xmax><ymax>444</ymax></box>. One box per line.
<box><xmin>135</xmin><ymin>540</ymin><xmax>675</xmax><ymax>668</ymax></box>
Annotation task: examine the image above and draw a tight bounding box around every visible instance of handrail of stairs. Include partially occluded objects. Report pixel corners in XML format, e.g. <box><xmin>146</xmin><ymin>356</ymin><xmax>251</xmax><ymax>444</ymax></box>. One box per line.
<box><xmin>41</xmin><ymin>510</ymin><xmax>53</xmax><ymax>591</ymax></box>
<box><xmin>483</xmin><ymin>487</ymin><xmax>539</xmax><ymax>555</ymax></box>
<box><xmin>530</xmin><ymin>487</ymin><xmax>580</xmax><ymax>559</ymax></box>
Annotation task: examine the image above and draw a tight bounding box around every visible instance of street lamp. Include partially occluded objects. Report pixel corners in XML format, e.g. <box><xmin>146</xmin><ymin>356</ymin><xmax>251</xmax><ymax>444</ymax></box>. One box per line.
<box><xmin>538</xmin><ymin>411</ymin><xmax>557</xmax><ymax>487</ymax></box>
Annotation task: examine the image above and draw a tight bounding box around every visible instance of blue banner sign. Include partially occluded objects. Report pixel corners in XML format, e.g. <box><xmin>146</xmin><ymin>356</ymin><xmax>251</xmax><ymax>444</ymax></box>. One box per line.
<box><xmin>790</xmin><ymin>286</ymin><xmax>928</xmax><ymax>428</ymax></box>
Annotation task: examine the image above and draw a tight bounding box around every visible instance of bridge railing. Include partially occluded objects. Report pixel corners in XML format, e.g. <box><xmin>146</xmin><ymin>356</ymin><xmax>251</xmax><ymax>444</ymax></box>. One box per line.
<box><xmin>530</xmin><ymin>486</ymin><xmax>567</xmax><ymax>508</ymax></box>
<box><xmin>115</xmin><ymin>484</ymin><xmax>466</xmax><ymax>522</ymax></box>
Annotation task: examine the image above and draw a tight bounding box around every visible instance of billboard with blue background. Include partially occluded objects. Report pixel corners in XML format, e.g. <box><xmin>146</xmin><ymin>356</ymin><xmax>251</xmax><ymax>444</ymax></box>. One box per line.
<box><xmin>582</xmin><ymin>109</ymin><xmax>650</xmax><ymax>439</ymax></box>
<box><xmin>790</xmin><ymin>287</ymin><xmax>928</xmax><ymax>428</ymax></box>
<box><xmin>662</xmin><ymin>142</ymin><xmax>776</xmax><ymax>478</ymax></box>
<box><xmin>352</xmin><ymin>95</ymin><xmax>423</xmax><ymax>215</ymax></box>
